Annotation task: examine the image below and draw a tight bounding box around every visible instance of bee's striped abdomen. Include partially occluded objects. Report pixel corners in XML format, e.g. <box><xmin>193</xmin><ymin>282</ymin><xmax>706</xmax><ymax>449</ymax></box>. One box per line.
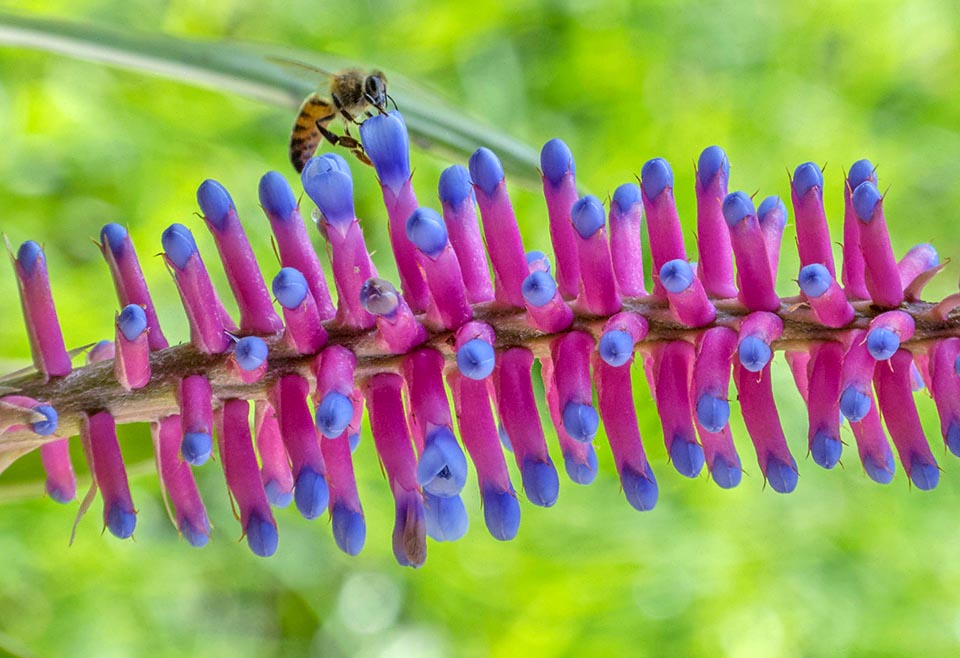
<box><xmin>290</xmin><ymin>93</ymin><xmax>336</xmax><ymax>173</ymax></box>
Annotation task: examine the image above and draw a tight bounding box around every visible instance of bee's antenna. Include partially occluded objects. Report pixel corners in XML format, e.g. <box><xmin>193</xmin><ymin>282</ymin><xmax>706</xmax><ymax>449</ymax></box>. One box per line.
<box><xmin>386</xmin><ymin>94</ymin><xmax>399</xmax><ymax>111</ymax></box>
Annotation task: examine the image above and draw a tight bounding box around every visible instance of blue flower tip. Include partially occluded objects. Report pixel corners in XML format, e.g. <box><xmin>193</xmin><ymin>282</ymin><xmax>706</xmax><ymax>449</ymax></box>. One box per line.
<box><xmin>909</xmin><ymin>457</ymin><xmax>939</xmax><ymax>491</ymax></box>
<box><xmin>852</xmin><ymin>181</ymin><xmax>882</xmax><ymax>222</ymax></box>
<box><xmin>561</xmin><ymin>401</ymin><xmax>599</xmax><ymax>442</ymax></box>
<box><xmin>599</xmin><ymin>330</ymin><xmax>634</xmax><ymax>367</ymax></box>
<box><xmin>405</xmin><ymin>207</ymin><xmax>448</xmax><ymax>257</ymax></box>
<box><xmin>564</xmin><ymin>445</ymin><xmax>598</xmax><ymax>485</ymax></box>
<box><xmin>696</xmin><ymin>394</ymin><xmax>730</xmax><ymax>433</ymax></box>
<box><xmin>765</xmin><ymin>457</ymin><xmax>798</xmax><ymax>493</ymax></box>
<box><xmin>570</xmin><ymin>194</ymin><xmax>606</xmax><ymax>238</ymax></box>
<box><xmin>811</xmin><ymin>431</ymin><xmax>842</xmax><ymax>469</ymax></box>
<box><xmin>482</xmin><ymin>488</ymin><xmax>521</xmax><ymax>541</ymax></box>
<box><xmin>359</xmin><ymin>111</ymin><xmax>410</xmax><ymax>193</ymax></box>
<box><xmin>31</xmin><ymin>404</ymin><xmax>58</xmax><ymax>436</ymax></box>
<box><xmin>423</xmin><ymin>492</ymin><xmax>469</xmax><ymax>542</ymax></box>
<box><xmin>47</xmin><ymin>484</ymin><xmax>74</xmax><ymax>505</ymax></box>
<box><xmin>660</xmin><ymin>259</ymin><xmax>694</xmax><ymax>294</ymax></box>
<box><xmin>864</xmin><ymin>452</ymin><xmax>896</xmax><ymax>484</ymax></box>
<box><xmin>417</xmin><ymin>428</ymin><xmax>468</xmax><ymax>497</ymax></box>
<box><xmin>117</xmin><ymin>304</ymin><xmax>147</xmax><ymax>341</ymax></box>
<box><xmin>181</xmin><ymin>432</ymin><xmax>212</xmax><ymax>466</ymax></box>
<box><xmin>359</xmin><ymin>277</ymin><xmax>399</xmax><ymax>316</ymax></box>
<box><xmin>456</xmin><ymin>338</ymin><xmax>495</xmax><ymax>380</ymax></box>
<box><xmin>839</xmin><ymin>387</ymin><xmax>871</xmax><ymax>422</ymax></box>
<box><xmin>621</xmin><ymin>464</ymin><xmax>659</xmax><ymax>511</ymax></box>
<box><xmin>540</xmin><ymin>138</ymin><xmax>575</xmax><ymax>185</ymax></box>
<box><xmin>437</xmin><ymin>165</ymin><xmax>474</xmax><ymax>207</ymax></box>
<box><xmin>697</xmin><ymin>145</ymin><xmax>729</xmax><ymax>186</ymax></box>
<box><xmin>738</xmin><ymin>336</ymin><xmax>772</xmax><ymax>372</ymax></box>
<box><xmin>757</xmin><ymin>196</ymin><xmax>787</xmax><ymax>227</ymax></box>
<box><xmin>100</xmin><ymin>223</ymin><xmax>128</xmax><ymax>255</ymax></box>
<box><xmin>526</xmin><ymin>250</ymin><xmax>550</xmax><ymax>272</ymax></box>
<box><xmin>294</xmin><ymin>467</ymin><xmax>329</xmax><ymax>520</ymax></box>
<box><xmin>180</xmin><ymin>519</ymin><xmax>210</xmax><ymax>548</ymax></box>
<box><xmin>798</xmin><ymin>263</ymin><xmax>832</xmax><ymax>298</ymax></box>
<box><xmin>468</xmin><ymin>147</ymin><xmax>505</xmax><ymax>196</ymax></box>
<box><xmin>521</xmin><ymin>270</ymin><xmax>557</xmax><ymax>307</ymax></box>
<box><xmin>234</xmin><ymin>336</ymin><xmax>268</xmax><ymax>371</ymax></box>
<box><xmin>332</xmin><ymin>504</ymin><xmax>366</xmax><ymax>556</ymax></box>
<box><xmin>641</xmin><ymin>157</ymin><xmax>673</xmax><ymax>200</ymax></box>
<box><xmin>848</xmin><ymin>159</ymin><xmax>876</xmax><ymax>191</ymax></box>
<box><xmin>301</xmin><ymin>156</ymin><xmax>355</xmax><ymax>224</ymax></box>
<box><xmin>245</xmin><ymin>513</ymin><xmax>279</xmax><ymax>557</ymax></box>
<box><xmin>669</xmin><ymin>438</ymin><xmax>705</xmax><ymax>478</ymax></box>
<box><xmin>196</xmin><ymin>179</ymin><xmax>235</xmax><ymax>229</ymax></box>
<box><xmin>263</xmin><ymin>479</ymin><xmax>293</xmax><ymax>508</ymax></box>
<box><xmin>272</xmin><ymin>267</ymin><xmax>309</xmax><ymax>309</ymax></box>
<box><xmin>947</xmin><ymin>421</ymin><xmax>960</xmax><ymax>458</ymax></box>
<box><xmin>107</xmin><ymin>506</ymin><xmax>137</xmax><ymax>539</ymax></box>
<box><xmin>793</xmin><ymin>162</ymin><xmax>824</xmax><ymax>197</ymax></box>
<box><xmin>710</xmin><ymin>454</ymin><xmax>742</xmax><ymax>489</ymax></box>
<box><xmin>16</xmin><ymin>240</ymin><xmax>43</xmax><ymax>275</ymax></box>
<box><xmin>612</xmin><ymin>183</ymin><xmax>642</xmax><ymax>213</ymax></box>
<box><xmin>258</xmin><ymin>171</ymin><xmax>297</xmax><ymax>219</ymax></box>
<box><xmin>161</xmin><ymin>224</ymin><xmax>198</xmax><ymax>270</ymax></box>
<box><xmin>866</xmin><ymin>327</ymin><xmax>899</xmax><ymax>361</ymax></box>
<box><xmin>315</xmin><ymin>391</ymin><xmax>353</xmax><ymax>439</ymax></box>
<box><xmin>721</xmin><ymin>191</ymin><xmax>756</xmax><ymax>227</ymax></box>
<box><xmin>521</xmin><ymin>458</ymin><xmax>559</xmax><ymax>507</ymax></box>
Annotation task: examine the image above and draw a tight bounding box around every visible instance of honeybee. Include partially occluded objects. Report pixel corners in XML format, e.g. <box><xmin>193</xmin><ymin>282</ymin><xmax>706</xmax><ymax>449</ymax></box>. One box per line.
<box><xmin>276</xmin><ymin>59</ymin><xmax>392</xmax><ymax>173</ymax></box>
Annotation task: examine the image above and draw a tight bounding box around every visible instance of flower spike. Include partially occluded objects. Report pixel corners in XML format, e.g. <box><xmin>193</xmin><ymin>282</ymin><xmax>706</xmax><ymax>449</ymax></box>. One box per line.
<box><xmin>5</xmin><ymin>139</ymin><xmax>960</xmax><ymax>565</ymax></box>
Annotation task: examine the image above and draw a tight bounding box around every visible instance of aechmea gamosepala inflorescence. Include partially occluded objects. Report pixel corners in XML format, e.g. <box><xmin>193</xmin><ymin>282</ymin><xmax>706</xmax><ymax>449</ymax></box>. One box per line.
<box><xmin>3</xmin><ymin>111</ymin><xmax>959</xmax><ymax>566</ymax></box>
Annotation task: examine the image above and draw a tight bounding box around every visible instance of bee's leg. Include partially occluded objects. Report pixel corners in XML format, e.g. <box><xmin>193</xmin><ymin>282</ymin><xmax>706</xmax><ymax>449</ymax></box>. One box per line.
<box><xmin>332</xmin><ymin>93</ymin><xmax>363</xmax><ymax>126</ymax></box>
<box><xmin>315</xmin><ymin>120</ymin><xmax>373</xmax><ymax>167</ymax></box>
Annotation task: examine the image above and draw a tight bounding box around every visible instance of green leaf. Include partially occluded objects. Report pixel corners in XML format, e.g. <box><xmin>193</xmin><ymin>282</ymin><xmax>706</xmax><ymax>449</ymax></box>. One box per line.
<box><xmin>0</xmin><ymin>11</ymin><xmax>542</xmax><ymax>187</ymax></box>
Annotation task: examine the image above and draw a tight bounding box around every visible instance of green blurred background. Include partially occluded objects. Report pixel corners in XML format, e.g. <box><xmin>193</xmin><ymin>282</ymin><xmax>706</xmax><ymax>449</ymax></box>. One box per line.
<box><xmin>1</xmin><ymin>1</ymin><xmax>960</xmax><ymax>656</ymax></box>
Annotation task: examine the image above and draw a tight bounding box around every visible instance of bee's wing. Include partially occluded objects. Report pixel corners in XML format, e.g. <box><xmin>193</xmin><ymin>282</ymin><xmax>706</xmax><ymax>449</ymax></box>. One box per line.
<box><xmin>289</xmin><ymin>93</ymin><xmax>337</xmax><ymax>173</ymax></box>
<box><xmin>266</xmin><ymin>55</ymin><xmax>335</xmax><ymax>79</ymax></box>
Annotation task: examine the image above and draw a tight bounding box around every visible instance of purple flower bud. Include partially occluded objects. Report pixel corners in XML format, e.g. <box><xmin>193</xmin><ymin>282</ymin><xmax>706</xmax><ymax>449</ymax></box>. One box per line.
<box><xmin>405</xmin><ymin>207</ymin><xmax>448</xmax><ymax>258</ymax></box>
<box><xmin>196</xmin><ymin>179</ymin><xmax>235</xmax><ymax>230</ymax></box>
<box><xmin>331</xmin><ymin>501</ymin><xmax>366</xmax><ymax>555</ymax></box>
<box><xmin>272</xmin><ymin>267</ymin><xmax>309</xmax><ymax>309</ymax></box>
<box><xmin>438</xmin><ymin>165</ymin><xmax>474</xmax><ymax>206</ymax></box>
<box><xmin>117</xmin><ymin>304</ymin><xmax>147</xmax><ymax>341</ymax></box>
<box><xmin>31</xmin><ymin>404</ymin><xmax>58</xmax><ymax>436</ymax></box>
<box><xmin>522</xmin><ymin>270</ymin><xmax>556</xmax><ymax>307</ymax></box>
<box><xmin>416</xmin><ymin>427</ymin><xmax>468</xmax><ymax>497</ymax></box>
<box><xmin>599</xmin><ymin>330</ymin><xmax>634</xmax><ymax>367</ymax></box>
<box><xmin>302</xmin><ymin>155</ymin><xmax>356</xmax><ymax>226</ymax></box>
<box><xmin>423</xmin><ymin>492</ymin><xmax>469</xmax><ymax>541</ymax></box>
<box><xmin>293</xmin><ymin>466</ymin><xmax>329</xmax><ymax>520</ymax></box>
<box><xmin>359</xmin><ymin>111</ymin><xmax>410</xmax><ymax>195</ymax></box>
<box><xmin>641</xmin><ymin>158</ymin><xmax>673</xmax><ymax>200</ymax></box>
<box><xmin>564</xmin><ymin>443</ymin><xmax>598</xmax><ymax>485</ymax></box>
<box><xmin>161</xmin><ymin>224</ymin><xmax>198</xmax><ymax>270</ymax></box>
<box><xmin>571</xmin><ymin>195</ymin><xmax>605</xmax><ymax>239</ymax></box>
<box><xmin>234</xmin><ymin>336</ymin><xmax>268</xmax><ymax>371</ymax></box>
<box><xmin>697</xmin><ymin>145</ymin><xmax>729</xmax><ymax>187</ymax></box>
<box><xmin>457</xmin><ymin>338</ymin><xmax>495</xmax><ymax>380</ymax></box>
<box><xmin>540</xmin><ymin>138</ymin><xmax>575</xmax><ymax>185</ymax></box>
<box><xmin>316</xmin><ymin>391</ymin><xmax>353</xmax><ymax>439</ymax></box>
<box><xmin>482</xmin><ymin>488</ymin><xmax>521</xmax><ymax>541</ymax></box>
<box><xmin>469</xmin><ymin>147</ymin><xmax>505</xmax><ymax>196</ymax></box>
<box><xmin>793</xmin><ymin>162</ymin><xmax>823</xmax><ymax>197</ymax></box>
<box><xmin>848</xmin><ymin>159</ymin><xmax>876</xmax><ymax>191</ymax></box>
<box><xmin>258</xmin><ymin>170</ymin><xmax>297</xmax><ymax>219</ymax></box>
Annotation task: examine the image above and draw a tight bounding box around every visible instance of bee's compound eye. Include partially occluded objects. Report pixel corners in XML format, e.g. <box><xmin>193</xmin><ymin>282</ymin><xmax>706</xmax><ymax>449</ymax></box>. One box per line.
<box><xmin>365</xmin><ymin>76</ymin><xmax>386</xmax><ymax>102</ymax></box>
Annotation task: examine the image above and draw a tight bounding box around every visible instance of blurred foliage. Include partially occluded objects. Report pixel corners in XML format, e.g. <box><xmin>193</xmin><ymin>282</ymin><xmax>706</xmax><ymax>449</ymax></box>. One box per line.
<box><xmin>0</xmin><ymin>1</ymin><xmax>960</xmax><ymax>657</ymax></box>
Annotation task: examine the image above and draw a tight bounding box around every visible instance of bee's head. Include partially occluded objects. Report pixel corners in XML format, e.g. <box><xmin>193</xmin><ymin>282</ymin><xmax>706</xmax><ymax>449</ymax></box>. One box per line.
<box><xmin>364</xmin><ymin>72</ymin><xmax>388</xmax><ymax>108</ymax></box>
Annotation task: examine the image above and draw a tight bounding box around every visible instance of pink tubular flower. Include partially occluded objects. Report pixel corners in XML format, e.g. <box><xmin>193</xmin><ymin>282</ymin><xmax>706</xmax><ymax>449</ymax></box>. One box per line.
<box><xmin>438</xmin><ymin>165</ymin><xmax>494</xmax><ymax>303</ymax></box>
<box><xmin>695</xmin><ymin>146</ymin><xmax>737</xmax><ymax>298</ymax></box>
<box><xmin>197</xmin><ymin>179</ymin><xmax>284</xmax><ymax>335</ymax></box>
<box><xmin>608</xmin><ymin>183</ymin><xmax>647</xmax><ymax>297</ymax></box>
<box><xmin>540</xmin><ymin>139</ymin><xmax>581</xmax><ymax>298</ymax></box>
<box><xmin>217</xmin><ymin>399</ymin><xmax>279</xmax><ymax>557</ymax></box>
